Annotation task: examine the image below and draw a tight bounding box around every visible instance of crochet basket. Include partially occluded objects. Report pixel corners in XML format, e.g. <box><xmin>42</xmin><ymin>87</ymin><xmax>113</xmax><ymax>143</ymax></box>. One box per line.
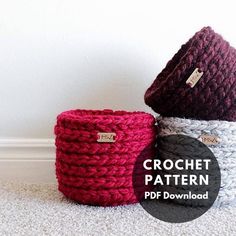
<box><xmin>157</xmin><ymin>116</ymin><xmax>236</xmax><ymax>207</ymax></box>
<box><xmin>145</xmin><ymin>26</ymin><xmax>236</xmax><ymax>121</ymax></box>
<box><xmin>55</xmin><ymin>109</ymin><xmax>156</xmax><ymax>206</ymax></box>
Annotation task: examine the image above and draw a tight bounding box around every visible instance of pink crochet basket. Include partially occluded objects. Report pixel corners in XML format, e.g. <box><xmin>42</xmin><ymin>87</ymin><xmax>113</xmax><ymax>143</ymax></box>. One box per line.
<box><xmin>54</xmin><ymin>109</ymin><xmax>156</xmax><ymax>206</ymax></box>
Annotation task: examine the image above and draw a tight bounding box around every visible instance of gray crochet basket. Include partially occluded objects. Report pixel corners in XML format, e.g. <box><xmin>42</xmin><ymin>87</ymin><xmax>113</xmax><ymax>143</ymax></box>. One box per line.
<box><xmin>157</xmin><ymin>116</ymin><xmax>236</xmax><ymax>207</ymax></box>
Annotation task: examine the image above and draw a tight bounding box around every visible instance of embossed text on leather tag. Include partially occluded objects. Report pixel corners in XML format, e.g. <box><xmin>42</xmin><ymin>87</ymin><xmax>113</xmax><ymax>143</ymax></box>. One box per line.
<box><xmin>186</xmin><ymin>68</ymin><xmax>203</xmax><ymax>88</ymax></box>
<box><xmin>199</xmin><ymin>134</ymin><xmax>220</xmax><ymax>145</ymax></box>
<box><xmin>97</xmin><ymin>133</ymin><xmax>116</xmax><ymax>143</ymax></box>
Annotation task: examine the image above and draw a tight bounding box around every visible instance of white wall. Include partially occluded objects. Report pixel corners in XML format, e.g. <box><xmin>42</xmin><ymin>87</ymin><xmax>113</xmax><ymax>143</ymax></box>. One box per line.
<box><xmin>1</xmin><ymin>0</ymin><xmax>236</xmax><ymax>139</ymax></box>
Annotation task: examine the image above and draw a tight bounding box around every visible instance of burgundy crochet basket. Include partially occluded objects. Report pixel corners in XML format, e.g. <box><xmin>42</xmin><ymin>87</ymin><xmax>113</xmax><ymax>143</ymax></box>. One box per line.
<box><xmin>145</xmin><ymin>26</ymin><xmax>236</xmax><ymax>121</ymax></box>
<box><xmin>55</xmin><ymin>109</ymin><xmax>156</xmax><ymax>206</ymax></box>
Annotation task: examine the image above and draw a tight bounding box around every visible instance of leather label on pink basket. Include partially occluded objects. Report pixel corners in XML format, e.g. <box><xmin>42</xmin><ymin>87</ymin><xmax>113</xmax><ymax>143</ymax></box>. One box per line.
<box><xmin>186</xmin><ymin>68</ymin><xmax>203</xmax><ymax>88</ymax></box>
<box><xmin>97</xmin><ymin>132</ymin><xmax>116</xmax><ymax>143</ymax></box>
<box><xmin>199</xmin><ymin>134</ymin><xmax>220</xmax><ymax>145</ymax></box>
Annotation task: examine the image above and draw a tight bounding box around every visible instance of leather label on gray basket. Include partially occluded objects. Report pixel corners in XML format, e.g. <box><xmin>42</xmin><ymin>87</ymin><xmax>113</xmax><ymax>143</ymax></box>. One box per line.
<box><xmin>199</xmin><ymin>134</ymin><xmax>220</xmax><ymax>145</ymax></box>
<box><xmin>97</xmin><ymin>133</ymin><xmax>116</xmax><ymax>143</ymax></box>
<box><xmin>186</xmin><ymin>68</ymin><xmax>203</xmax><ymax>88</ymax></box>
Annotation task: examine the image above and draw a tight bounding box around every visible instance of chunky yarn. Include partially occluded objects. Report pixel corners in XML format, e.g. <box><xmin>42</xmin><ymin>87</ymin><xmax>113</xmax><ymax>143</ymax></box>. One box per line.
<box><xmin>157</xmin><ymin>116</ymin><xmax>236</xmax><ymax>207</ymax></box>
<box><xmin>55</xmin><ymin>109</ymin><xmax>156</xmax><ymax>206</ymax></box>
<box><xmin>145</xmin><ymin>26</ymin><xmax>236</xmax><ymax>121</ymax></box>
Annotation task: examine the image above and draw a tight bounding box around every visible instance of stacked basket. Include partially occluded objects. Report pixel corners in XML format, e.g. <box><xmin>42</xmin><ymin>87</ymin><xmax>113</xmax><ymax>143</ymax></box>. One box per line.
<box><xmin>144</xmin><ymin>26</ymin><xmax>236</xmax><ymax>207</ymax></box>
<box><xmin>55</xmin><ymin>109</ymin><xmax>156</xmax><ymax>206</ymax></box>
<box><xmin>55</xmin><ymin>26</ymin><xmax>235</xmax><ymax>207</ymax></box>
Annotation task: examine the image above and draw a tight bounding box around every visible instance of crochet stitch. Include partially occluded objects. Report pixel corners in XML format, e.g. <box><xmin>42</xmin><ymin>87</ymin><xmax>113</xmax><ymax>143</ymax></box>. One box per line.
<box><xmin>55</xmin><ymin>109</ymin><xmax>156</xmax><ymax>206</ymax></box>
<box><xmin>157</xmin><ymin>116</ymin><xmax>236</xmax><ymax>207</ymax></box>
<box><xmin>144</xmin><ymin>26</ymin><xmax>236</xmax><ymax>121</ymax></box>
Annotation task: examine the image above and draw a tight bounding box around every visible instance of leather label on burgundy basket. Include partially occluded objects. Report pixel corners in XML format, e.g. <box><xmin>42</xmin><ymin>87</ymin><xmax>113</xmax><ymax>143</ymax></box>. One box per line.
<box><xmin>97</xmin><ymin>133</ymin><xmax>116</xmax><ymax>143</ymax></box>
<box><xmin>186</xmin><ymin>68</ymin><xmax>203</xmax><ymax>88</ymax></box>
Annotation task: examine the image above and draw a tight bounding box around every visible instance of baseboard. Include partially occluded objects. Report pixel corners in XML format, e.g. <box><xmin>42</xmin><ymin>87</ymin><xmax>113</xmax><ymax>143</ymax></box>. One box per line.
<box><xmin>0</xmin><ymin>139</ymin><xmax>56</xmax><ymax>183</ymax></box>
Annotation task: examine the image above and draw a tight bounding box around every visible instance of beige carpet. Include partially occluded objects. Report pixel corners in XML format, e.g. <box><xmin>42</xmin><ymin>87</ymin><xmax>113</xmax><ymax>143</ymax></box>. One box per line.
<box><xmin>0</xmin><ymin>181</ymin><xmax>236</xmax><ymax>236</ymax></box>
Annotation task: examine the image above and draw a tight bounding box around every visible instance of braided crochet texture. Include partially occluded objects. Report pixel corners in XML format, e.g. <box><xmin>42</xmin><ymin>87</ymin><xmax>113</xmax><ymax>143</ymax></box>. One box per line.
<box><xmin>55</xmin><ymin>109</ymin><xmax>156</xmax><ymax>206</ymax></box>
<box><xmin>145</xmin><ymin>26</ymin><xmax>236</xmax><ymax>121</ymax></box>
<box><xmin>157</xmin><ymin>116</ymin><xmax>236</xmax><ymax>207</ymax></box>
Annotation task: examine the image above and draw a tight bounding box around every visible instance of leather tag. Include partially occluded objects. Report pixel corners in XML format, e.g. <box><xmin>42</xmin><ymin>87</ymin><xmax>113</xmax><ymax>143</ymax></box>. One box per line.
<box><xmin>186</xmin><ymin>68</ymin><xmax>203</xmax><ymax>88</ymax></box>
<box><xmin>97</xmin><ymin>133</ymin><xmax>116</xmax><ymax>143</ymax></box>
<box><xmin>199</xmin><ymin>134</ymin><xmax>220</xmax><ymax>145</ymax></box>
